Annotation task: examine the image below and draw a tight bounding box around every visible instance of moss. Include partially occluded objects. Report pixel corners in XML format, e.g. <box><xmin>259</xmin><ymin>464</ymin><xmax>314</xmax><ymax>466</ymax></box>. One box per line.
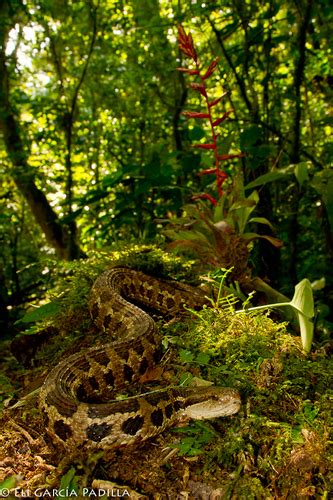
<box><xmin>170</xmin><ymin>298</ymin><xmax>333</xmax><ymax>497</ymax></box>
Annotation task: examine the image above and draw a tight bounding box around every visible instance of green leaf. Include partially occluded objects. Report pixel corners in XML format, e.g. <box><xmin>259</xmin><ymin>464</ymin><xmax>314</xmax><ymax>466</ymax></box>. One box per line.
<box><xmin>294</xmin><ymin>162</ymin><xmax>310</xmax><ymax>186</ymax></box>
<box><xmin>237</xmin><ymin>279</ymin><xmax>314</xmax><ymax>352</ymax></box>
<box><xmin>189</xmin><ymin>125</ymin><xmax>206</xmax><ymax>141</ymax></box>
<box><xmin>302</xmin><ymin>402</ymin><xmax>319</xmax><ymax>422</ymax></box>
<box><xmin>59</xmin><ymin>467</ymin><xmax>78</xmax><ymax>495</ymax></box>
<box><xmin>195</xmin><ymin>352</ymin><xmax>211</xmax><ymax>364</ymax></box>
<box><xmin>164</xmin><ymin>229</ymin><xmax>212</xmax><ymax>245</ymax></box>
<box><xmin>289</xmin><ymin>279</ymin><xmax>314</xmax><ymax>353</ymax></box>
<box><xmin>239</xmin><ymin>124</ymin><xmax>263</xmax><ymax>148</ymax></box>
<box><xmin>248</xmin><ymin>216</ymin><xmax>275</xmax><ymax>230</ymax></box>
<box><xmin>290</xmin><ymin>425</ymin><xmax>304</xmax><ymax>444</ymax></box>
<box><xmin>297</xmin><ymin>314</ymin><xmax>314</xmax><ymax>355</ymax></box>
<box><xmin>16</xmin><ymin>301</ymin><xmax>61</xmax><ymax>324</ymax></box>
<box><xmin>242</xmin><ymin>232</ymin><xmax>282</xmax><ymax>247</ymax></box>
<box><xmin>179</xmin><ymin>350</ymin><xmax>195</xmax><ymax>363</ymax></box>
<box><xmin>178</xmin><ymin>372</ymin><xmax>194</xmax><ymax>386</ymax></box>
<box><xmin>229</xmin><ymin>190</ymin><xmax>259</xmax><ymax>234</ymax></box>
<box><xmin>0</xmin><ymin>475</ymin><xmax>18</xmax><ymax>491</ymax></box>
<box><xmin>245</xmin><ymin>168</ymin><xmax>293</xmax><ymax>190</ymax></box>
<box><xmin>290</xmin><ymin>279</ymin><xmax>314</xmax><ymax>318</ymax></box>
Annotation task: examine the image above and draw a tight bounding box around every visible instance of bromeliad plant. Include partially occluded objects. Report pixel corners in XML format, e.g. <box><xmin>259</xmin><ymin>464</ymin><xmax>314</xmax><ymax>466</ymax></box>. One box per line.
<box><xmin>168</xmin><ymin>27</ymin><xmax>315</xmax><ymax>352</ymax></box>
<box><xmin>165</xmin><ymin>26</ymin><xmax>281</xmax><ymax>282</ymax></box>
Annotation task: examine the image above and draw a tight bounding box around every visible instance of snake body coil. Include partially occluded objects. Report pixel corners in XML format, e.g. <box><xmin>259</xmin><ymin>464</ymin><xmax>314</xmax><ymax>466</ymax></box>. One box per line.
<box><xmin>39</xmin><ymin>268</ymin><xmax>241</xmax><ymax>449</ymax></box>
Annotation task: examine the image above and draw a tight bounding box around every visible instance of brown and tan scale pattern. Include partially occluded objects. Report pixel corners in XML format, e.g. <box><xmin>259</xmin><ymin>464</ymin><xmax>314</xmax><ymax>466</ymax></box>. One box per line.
<box><xmin>39</xmin><ymin>267</ymin><xmax>241</xmax><ymax>450</ymax></box>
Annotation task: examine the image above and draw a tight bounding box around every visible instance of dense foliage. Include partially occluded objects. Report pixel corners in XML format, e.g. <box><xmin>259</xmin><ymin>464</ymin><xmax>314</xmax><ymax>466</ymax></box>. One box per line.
<box><xmin>0</xmin><ymin>2</ymin><xmax>332</xmax><ymax>496</ymax></box>
<box><xmin>0</xmin><ymin>0</ymin><xmax>332</xmax><ymax>327</ymax></box>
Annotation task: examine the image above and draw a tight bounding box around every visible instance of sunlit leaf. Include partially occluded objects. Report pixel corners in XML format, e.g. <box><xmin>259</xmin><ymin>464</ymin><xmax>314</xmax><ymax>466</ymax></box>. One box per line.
<box><xmin>294</xmin><ymin>162</ymin><xmax>310</xmax><ymax>186</ymax></box>
<box><xmin>245</xmin><ymin>168</ymin><xmax>294</xmax><ymax>190</ymax></box>
<box><xmin>16</xmin><ymin>301</ymin><xmax>61</xmax><ymax>324</ymax></box>
<box><xmin>248</xmin><ymin>216</ymin><xmax>275</xmax><ymax>230</ymax></box>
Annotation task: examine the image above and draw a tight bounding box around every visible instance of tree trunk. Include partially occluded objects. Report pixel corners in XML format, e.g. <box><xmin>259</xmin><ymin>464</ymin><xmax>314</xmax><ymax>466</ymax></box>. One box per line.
<box><xmin>288</xmin><ymin>0</ymin><xmax>313</xmax><ymax>283</ymax></box>
<box><xmin>0</xmin><ymin>1</ymin><xmax>83</xmax><ymax>260</ymax></box>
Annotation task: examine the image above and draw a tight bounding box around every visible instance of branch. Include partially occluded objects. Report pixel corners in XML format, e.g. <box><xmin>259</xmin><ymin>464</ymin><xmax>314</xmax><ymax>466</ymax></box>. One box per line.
<box><xmin>206</xmin><ymin>15</ymin><xmax>257</xmax><ymax>119</ymax></box>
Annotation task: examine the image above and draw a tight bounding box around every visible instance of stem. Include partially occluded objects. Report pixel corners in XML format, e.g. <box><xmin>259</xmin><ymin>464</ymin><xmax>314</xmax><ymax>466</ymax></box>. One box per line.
<box><xmin>236</xmin><ymin>302</ymin><xmax>290</xmax><ymax>314</ymax></box>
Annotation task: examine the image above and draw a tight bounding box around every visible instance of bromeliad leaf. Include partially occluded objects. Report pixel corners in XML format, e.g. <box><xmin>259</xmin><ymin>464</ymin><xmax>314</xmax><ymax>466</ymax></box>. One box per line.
<box><xmin>242</xmin><ymin>232</ymin><xmax>283</xmax><ymax>248</ymax></box>
<box><xmin>208</xmin><ymin>94</ymin><xmax>228</xmax><ymax>108</ymax></box>
<box><xmin>202</xmin><ymin>58</ymin><xmax>220</xmax><ymax>80</ymax></box>
<box><xmin>248</xmin><ymin>217</ymin><xmax>275</xmax><ymax>230</ymax></box>
<box><xmin>212</xmin><ymin>110</ymin><xmax>235</xmax><ymax>127</ymax></box>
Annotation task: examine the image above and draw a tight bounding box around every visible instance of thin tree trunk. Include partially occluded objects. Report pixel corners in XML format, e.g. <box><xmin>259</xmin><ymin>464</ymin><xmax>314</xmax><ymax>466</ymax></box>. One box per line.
<box><xmin>44</xmin><ymin>0</ymin><xmax>98</xmax><ymax>257</ymax></box>
<box><xmin>288</xmin><ymin>0</ymin><xmax>313</xmax><ymax>283</ymax></box>
<box><xmin>0</xmin><ymin>2</ymin><xmax>83</xmax><ymax>260</ymax></box>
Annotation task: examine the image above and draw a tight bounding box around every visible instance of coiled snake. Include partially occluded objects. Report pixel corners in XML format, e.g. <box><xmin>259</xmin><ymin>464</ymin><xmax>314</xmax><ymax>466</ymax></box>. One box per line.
<box><xmin>39</xmin><ymin>268</ymin><xmax>241</xmax><ymax>449</ymax></box>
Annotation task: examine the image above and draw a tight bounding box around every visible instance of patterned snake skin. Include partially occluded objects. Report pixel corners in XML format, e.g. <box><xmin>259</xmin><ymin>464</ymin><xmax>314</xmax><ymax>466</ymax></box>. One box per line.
<box><xmin>39</xmin><ymin>268</ymin><xmax>241</xmax><ymax>449</ymax></box>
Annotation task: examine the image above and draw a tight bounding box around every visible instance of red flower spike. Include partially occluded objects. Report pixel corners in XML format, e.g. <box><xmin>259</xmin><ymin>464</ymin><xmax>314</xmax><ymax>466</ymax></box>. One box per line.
<box><xmin>182</xmin><ymin>111</ymin><xmax>210</xmax><ymax>119</ymax></box>
<box><xmin>202</xmin><ymin>58</ymin><xmax>220</xmax><ymax>80</ymax></box>
<box><xmin>177</xmin><ymin>25</ymin><xmax>244</xmax><ymax>205</ymax></box>
<box><xmin>193</xmin><ymin>143</ymin><xmax>216</xmax><ymax>150</ymax></box>
<box><xmin>192</xmin><ymin>193</ymin><xmax>218</xmax><ymax>206</ymax></box>
<box><xmin>190</xmin><ymin>83</ymin><xmax>207</xmax><ymax>97</ymax></box>
<box><xmin>178</xmin><ymin>26</ymin><xmax>198</xmax><ymax>62</ymax></box>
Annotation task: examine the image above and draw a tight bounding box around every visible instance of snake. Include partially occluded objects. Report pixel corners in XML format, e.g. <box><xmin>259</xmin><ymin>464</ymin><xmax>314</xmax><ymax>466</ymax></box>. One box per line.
<box><xmin>39</xmin><ymin>267</ymin><xmax>241</xmax><ymax>450</ymax></box>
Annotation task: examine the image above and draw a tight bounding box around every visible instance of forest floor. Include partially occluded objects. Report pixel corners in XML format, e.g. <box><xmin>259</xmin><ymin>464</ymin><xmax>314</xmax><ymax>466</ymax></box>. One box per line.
<box><xmin>0</xmin><ymin>247</ymin><xmax>332</xmax><ymax>499</ymax></box>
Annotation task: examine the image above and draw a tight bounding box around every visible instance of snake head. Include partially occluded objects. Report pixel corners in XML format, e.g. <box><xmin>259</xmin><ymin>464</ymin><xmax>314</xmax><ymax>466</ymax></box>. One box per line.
<box><xmin>182</xmin><ymin>387</ymin><xmax>241</xmax><ymax>420</ymax></box>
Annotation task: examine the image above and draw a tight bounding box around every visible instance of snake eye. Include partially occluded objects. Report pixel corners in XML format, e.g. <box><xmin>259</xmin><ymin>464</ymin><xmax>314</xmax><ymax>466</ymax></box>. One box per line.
<box><xmin>76</xmin><ymin>384</ymin><xmax>89</xmax><ymax>402</ymax></box>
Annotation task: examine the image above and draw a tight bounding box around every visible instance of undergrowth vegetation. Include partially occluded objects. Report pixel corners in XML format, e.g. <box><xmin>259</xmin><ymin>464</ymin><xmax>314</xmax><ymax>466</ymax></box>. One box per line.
<box><xmin>1</xmin><ymin>247</ymin><xmax>332</xmax><ymax>497</ymax></box>
<box><xmin>164</xmin><ymin>279</ymin><xmax>332</xmax><ymax>497</ymax></box>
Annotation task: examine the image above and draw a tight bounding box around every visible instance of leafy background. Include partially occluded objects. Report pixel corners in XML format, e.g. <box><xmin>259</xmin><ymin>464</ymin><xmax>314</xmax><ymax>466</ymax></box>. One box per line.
<box><xmin>0</xmin><ymin>0</ymin><xmax>332</xmax><ymax>331</ymax></box>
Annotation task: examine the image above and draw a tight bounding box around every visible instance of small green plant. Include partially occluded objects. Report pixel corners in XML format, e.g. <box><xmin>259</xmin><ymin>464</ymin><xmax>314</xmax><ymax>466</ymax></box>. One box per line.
<box><xmin>58</xmin><ymin>467</ymin><xmax>79</xmax><ymax>496</ymax></box>
<box><xmin>172</xmin><ymin>420</ymin><xmax>218</xmax><ymax>456</ymax></box>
